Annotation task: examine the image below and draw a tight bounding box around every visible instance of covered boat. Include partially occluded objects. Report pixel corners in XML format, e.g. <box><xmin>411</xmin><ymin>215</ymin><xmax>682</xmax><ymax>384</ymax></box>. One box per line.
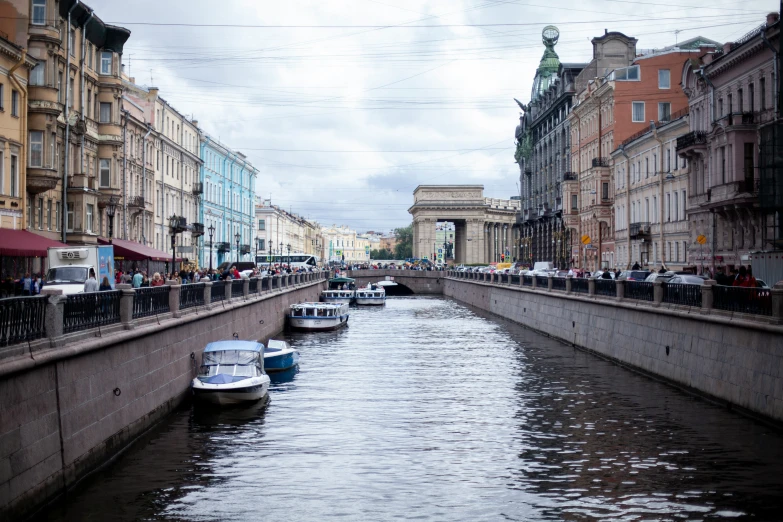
<box><xmin>192</xmin><ymin>340</ymin><xmax>271</xmax><ymax>405</ymax></box>
<box><xmin>264</xmin><ymin>339</ymin><xmax>300</xmax><ymax>372</ymax></box>
<box><xmin>355</xmin><ymin>282</ymin><xmax>386</xmax><ymax>305</ymax></box>
<box><xmin>289</xmin><ymin>302</ymin><xmax>350</xmax><ymax>331</ymax></box>
<box><xmin>321</xmin><ymin>277</ymin><xmax>355</xmax><ymax>303</ymax></box>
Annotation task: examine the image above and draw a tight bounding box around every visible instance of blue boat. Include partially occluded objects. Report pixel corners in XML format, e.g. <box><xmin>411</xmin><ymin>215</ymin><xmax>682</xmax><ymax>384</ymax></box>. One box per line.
<box><xmin>264</xmin><ymin>340</ymin><xmax>300</xmax><ymax>372</ymax></box>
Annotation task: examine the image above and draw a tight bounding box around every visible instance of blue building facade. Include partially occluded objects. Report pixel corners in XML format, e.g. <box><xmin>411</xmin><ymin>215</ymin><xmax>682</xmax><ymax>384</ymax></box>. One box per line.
<box><xmin>198</xmin><ymin>134</ymin><xmax>258</xmax><ymax>268</ymax></box>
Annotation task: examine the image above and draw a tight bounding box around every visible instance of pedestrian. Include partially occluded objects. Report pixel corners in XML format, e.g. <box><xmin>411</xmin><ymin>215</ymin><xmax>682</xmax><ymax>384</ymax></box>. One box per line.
<box><xmin>32</xmin><ymin>275</ymin><xmax>41</xmax><ymax>295</ymax></box>
<box><xmin>83</xmin><ymin>268</ymin><xmax>99</xmax><ymax>293</ymax></box>
<box><xmin>658</xmin><ymin>266</ymin><xmax>667</xmax><ymax>274</ymax></box>
<box><xmin>601</xmin><ymin>270</ymin><xmax>612</xmax><ymax>279</ymax></box>
<box><xmin>21</xmin><ymin>272</ymin><xmax>32</xmax><ymax>296</ymax></box>
<box><xmin>632</xmin><ymin>261</ymin><xmax>640</xmax><ymax>270</ymax></box>
<box><xmin>733</xmin><ymin>266</ymin><xmax>748</xmax><ymax>287</ymax></box>
<box><xmin>132</xmin><ymin>270</ymin><xmax>143</xmax><ymax>288</ymax></box>
<box><xmin>99</xmin><ymin>276</ymin><xmax>112</xmax><ymax>291</ymax></box>
<box><xmin>746</xmin><ymin>266</ymin><xmax>757</xmax><ymax>288</ymax></box>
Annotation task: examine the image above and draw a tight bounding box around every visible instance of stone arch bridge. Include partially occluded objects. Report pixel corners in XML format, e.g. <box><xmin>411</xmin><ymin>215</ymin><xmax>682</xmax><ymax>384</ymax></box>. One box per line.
<box><xmin>344</xmin><ymin>269</ymin><xmax>444</xmax><ymax>294</ymax></box>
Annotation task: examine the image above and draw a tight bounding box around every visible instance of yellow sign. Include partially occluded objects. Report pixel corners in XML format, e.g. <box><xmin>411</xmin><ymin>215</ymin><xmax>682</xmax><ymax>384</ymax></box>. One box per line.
<box><xmin>696</xmin><ymin>234</ymin><xmax>707</xmax><ymax>245</ymax></box>
<box><xmin>581</xmin><ymin>235</ymin><xmax>591</xmax><ymax>245</ymax></box>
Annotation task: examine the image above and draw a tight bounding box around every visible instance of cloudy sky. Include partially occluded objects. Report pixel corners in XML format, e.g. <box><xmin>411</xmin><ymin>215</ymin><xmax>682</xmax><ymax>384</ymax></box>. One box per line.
<box><xmin>91</xmin><ymin>0</ymin><xmax>775</xmax><ymax>233</ymax></box>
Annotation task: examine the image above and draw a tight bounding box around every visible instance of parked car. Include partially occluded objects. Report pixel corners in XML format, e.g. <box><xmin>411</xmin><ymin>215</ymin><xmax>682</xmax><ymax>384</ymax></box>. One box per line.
<box><xmin>756</xmin><ymin>279</ymin><xmax>770</xmax><ymax>288</ymax></box>
<box><xmin>668</xmin><ymin>275</ymin><xmax>707</xmax><ymax>285</ymax></box>
<box><xmin>617</xmin><ymin>270</ymin><xmax>651</xmax><ymax>281</ymax></box>
<box><xmin>592</xmin><ymin>270</ymin><xmax>616</xmax><ymax>279</ymax></box>
<box><xmin>645</xmin><ymin>271</ymin><xmax>675</xmax><ymax>283</ymax></box>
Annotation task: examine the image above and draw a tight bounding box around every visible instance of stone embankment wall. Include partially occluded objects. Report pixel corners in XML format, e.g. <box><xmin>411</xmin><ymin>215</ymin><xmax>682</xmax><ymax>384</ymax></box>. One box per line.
<box><xmin>444</xmin><ymin>277</ymin><xmax>783</xmax><ymax>424</ymax></box>
<box><xmin>0</xmin><ymin>278</ymin><xmax>324</xmax><ymax>520</ymax></box>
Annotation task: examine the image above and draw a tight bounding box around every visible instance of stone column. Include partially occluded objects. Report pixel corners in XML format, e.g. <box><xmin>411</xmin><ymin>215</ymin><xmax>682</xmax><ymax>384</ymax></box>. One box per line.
<box><xmin>701</xmin><ymin>279</ymin><xmax>716</xmax><ymax>312</ymax></box>
<box><xmin>547</xmin><ymin>275</ymin><xmax>553</xmax><ymax>291</ymax></box>
<box><xmin>225</xmin><ymin>280</ymin><xmax>233</xmax><ymax>303</ymax></box>
<box><xmin>117</xmin><ymin>283</ymin><xmax>135</xmax><ymax>330</ymax></box>
<box><xmin>42</xmin><ymin>288</ymin><xmax>65</xmax><ymax>347</ymax></box>
<box><xmin>243</xmin><ymin>278</ymin><xmax>250</xmax><ymax>299</ymax></box>
<box><xmin>204</xmin><ymin>281</ymin><xmax>213</xmax><ymax>309</ymax></box>
<box><xmin>531</xmin><ymin>274</ymin><xmax>537</xmax><ymax>289</ymax></box>
<box><xmin>772</xmin><ymin>282</ymin><xmax>783</xmax><ymax>323</ymax></box>
<box><xmin>565</xmin><ymin>275</ymin><xmax>572</xmax><ymax>293</ymax></box>
<box><xmin>615</xmin><ymin>279</ymin><xmax>625</xmax><ymax>301</ymax></box>
<box><xmin>653</xmin><ymin>280</ymin><xmax>664</xmax><ymax>306</ymax></box>
<box><xmin>166</xmin><ymin>281</ymin><xmax>181</xmax><ymax>318</ymax></box>
<box><xmin>588</xmin><ymin>277</ymin><xmax>596</xmax><ymax>296</ymax></box>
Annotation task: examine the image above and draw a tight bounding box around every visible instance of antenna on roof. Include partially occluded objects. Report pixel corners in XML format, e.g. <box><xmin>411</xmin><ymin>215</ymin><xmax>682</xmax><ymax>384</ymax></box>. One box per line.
<box><xmin>674</xmin><ymin>29</ymin><xmax>681</xmax><ymax>46</ymax></box>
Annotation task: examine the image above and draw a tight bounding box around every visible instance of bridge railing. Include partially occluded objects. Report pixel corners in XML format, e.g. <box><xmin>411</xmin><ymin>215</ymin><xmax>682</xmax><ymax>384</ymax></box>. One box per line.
<box><xmin>445</xmin><ymin>272</ymin><xmax>783</xmax><ymax>323</ymax></box>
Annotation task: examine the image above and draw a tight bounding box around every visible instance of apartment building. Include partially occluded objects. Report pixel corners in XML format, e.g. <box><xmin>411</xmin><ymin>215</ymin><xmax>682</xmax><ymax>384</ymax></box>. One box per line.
<box><xmin>254</xmin><ymin>201</ymin><xmax>323</xmax><ymax>263</ymax></box>
<box><xmin>321</xmin><ymin>224</ymin><xmax>364</xmax><ymax>263</ymax></box>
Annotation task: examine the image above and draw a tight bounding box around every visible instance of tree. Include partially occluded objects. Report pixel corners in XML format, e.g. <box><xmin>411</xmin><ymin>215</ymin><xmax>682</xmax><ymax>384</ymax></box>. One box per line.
<box><xmin>370</xmin><ymin>248</ymin><xmax>394</xmax><ymax>260</ymax></box>
<box><xmin>394</xmin><ymin>224</ymin><xmax>413</xmax><ymax>259</ymax></box>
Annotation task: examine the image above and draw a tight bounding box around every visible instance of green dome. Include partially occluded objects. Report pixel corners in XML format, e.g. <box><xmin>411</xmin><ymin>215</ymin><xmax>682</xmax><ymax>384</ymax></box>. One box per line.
<box><xmin>531</xmin><ymin>26</ymin><xmax>561</xmax><ymax>100</ymax></box>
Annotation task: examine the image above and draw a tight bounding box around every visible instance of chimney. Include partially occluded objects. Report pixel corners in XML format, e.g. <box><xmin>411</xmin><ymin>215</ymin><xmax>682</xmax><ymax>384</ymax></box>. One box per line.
<box><xmin>767</xmin><ymin>12</ymin><xmax>780</xmax><ymax>25</ymax></box>
<box><xmin>129</xmin><ymin>77</ymin><xmax>135</xmax><ymax>84</ymax></box>
<box><xmin>148</xmin><ymin>87</ymin><xmax>159</xmax><ymax>97</ymax></box>
<box><xmin>703</xmin><ymin>53</ymin><xmax>713</xmax><ymax>65</ymax></box>
<box><xmin>191</xmin><ymin>120</ymin><xmax>198</xmax><ymax>128</ymax></box>
<box><xmin>723</xmin><ymin>42</ymin><xmax>733</xmax><ymax>53</ymax></box>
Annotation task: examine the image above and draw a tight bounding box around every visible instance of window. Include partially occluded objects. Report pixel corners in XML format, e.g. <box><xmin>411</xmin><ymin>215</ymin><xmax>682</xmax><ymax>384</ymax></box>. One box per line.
<box><xmin>613</xmin><ymin>65</ymin><xmax>640</xmax><ymax>81</ymax></box>
<box><xmin>645</xmin><ymin>157</ymin><xmax>649</xmax><ymax>178</ymax></box>
<box><xmin>259</xmin><ymin>239</ymin><xmax>265</xmax><ymax>251</ymax></box>
<box><xmin>32</xmin><ymin>0</ymin><xmax>46</xmax><ymax>25</ymax></box>
<box><xmin>100</xmin><ymin>52</ymin><xmax>112</xmax><ymax>75</ymax></box>
<box><xmin>47</xmin><ymin>199</ymin><xmax>52</xmax><ymax>230</ymax></box>
<box><xmin>0</xmin><ymin>151</ymin><xmax>3</xmax><ymax>194</ymax></box>
<box><xmin>0</xmin><ymin>83</ymin><xmax>3</xmax><ymax>110</ymax></box>
<box><xmin>681</xmin><ymin>191</ymin><xmax>687</xmax><ymax>221</ymax></box>
<box><xmin>258</xmin><ymin>219</ymin><xmax>265</xmax><ymax>230</ymax></box>
<box><xmin>673</xmin><ymin>191</ymin><xmax>678</xmax><ymax>221</ymax></box>
<box><xmin>37</xmin><ymin>197</ymin><xmax>43</xmax><ymax>229</ymax></box>
<box><xmin>658</xmin><ymin>102</ymin><xmax>671</xmax><ymax>122</ymax></box>
<box><xmin>30</xmin><ymin>63</ymin><xmax>44</xmax><ymax>86</ymax></box>
<box><xmin>674</xmin><ymin>242</ymin><xmax>679</xmax><ymax>262</ymax></box>
<box><xmin>27</xmin><ymin>197</ymin><xmax>32</xmax><ymax>227</ymax></box>
<box><xmin>718</xmin><ymin>98</ymin><xmax>724</xmax><ymax>117</ymax></box>
<box><xmin>69</xmin><ymin>30</ymin><xmax>74</xmax><ymax>56</ymax></box>
<box><xmin>29</xmin><ymin>131</ymin><xmax>44</xmax><ymax>167</ymax></box>
<box><xmin>749</xmin><ymin>83</ymin><xmax>755</xmax><ymax>113</ymax></box>
<box><xmin>11</xmin><ymin>90</ymin><xmax>19</xmax><ymax>116</ymax></box>
<box><xmin>666</xmin><ymin>149</ymin><xmax>671</xmax><ymax>172</ymax></box>
<box><xmin>666</xmin><ymin>193</ymin><xmax>671</xmax><ymax>221</ymax></box>
<box><xmin>737</xmin><ymin>89</ymin><xmax>743</xmax><ymax>113</ymax></box>
<box><xmin>760</xmin><ymin>77</ymin><xmax>766</xmax><ymax>110</ymax></box>
<box><xmin>658</xmin><ymin>69</ymin><xmax>670</xmax><ymax>89</ymax></box>
<box><xmin>99</xmin><ymin>102</ymin><xmax>111</xmax><ymax>123</ymax></box>
<box><xmin>86</xmin><ymin>204</ymin><xmax>94</xmax><ymax>232</ymax></box>
<box><xmin>10</xmin><ymin>155</ymin><xmax>17</xmax><ymax>196</ymax></box>
<box><xmin>571</xmin><ymin>194</ymin><xmax>578</xmax><ymax>210</ymax></box>
<box><xmin>88</xmin><ymin>43</ymin><xmax>93</xmax><ymax>68</ymax></box>
<box><xmin>66</xmin><ymin>202</ymin><xmax>74</xmax><ymax>231</ymax></box>
<box><xmin>652</xmin><ymin>195</ymin><xmax>658</xmax><ymax>223</ymax></box>
<box><xmin>632</xmin><ymin>102</ymin><xmax>644</xmax><ymax>122</ymax></box>
<box><xmin>602</xmin><ymin>182</ymin><xmax>609</xmax><ymax>200</ymax></box>
<box><xmin>99</xmin><ymin>158</ymin><xmax>111</xmax><ymax>187</ymax></box>
<box><xmin>682</xmin><ymin>241</ymin><xmax>687</xmax><ymax>263</ymax></box>
<box><xmin>68</xmin><ymin>78</ymin><xmax>74</xmax><ymax>108</ymax></box>
<box><xmin>87</xmin><ymin>89</ymin><xmax>91</xmax><ymax>117</ymax></box>
<box><xmin>55</xmin><ymin>202</ymin><xmax>61</xmax><ymax>231</ymax></box>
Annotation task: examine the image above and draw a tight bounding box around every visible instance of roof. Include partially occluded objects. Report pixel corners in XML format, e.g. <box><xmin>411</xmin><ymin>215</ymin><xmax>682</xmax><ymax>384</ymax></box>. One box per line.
<box><xmin>0</xmin><ymin>229</ymin><xmax>67</xmax><ymax>257</ymax></box>
<box><xmin>205</xmin><ymin>341</ymin><xmax>264</xmax><ymax>353</ymax></box>
<box><xmin>98</xmin><ymin>238</ymin><xmax>183</xmax><ymax>262</ymax></box>
<box><xmin>59</xmin><ymin>0</ymin><xmax>131</xmax><ymax>54</ymax></box>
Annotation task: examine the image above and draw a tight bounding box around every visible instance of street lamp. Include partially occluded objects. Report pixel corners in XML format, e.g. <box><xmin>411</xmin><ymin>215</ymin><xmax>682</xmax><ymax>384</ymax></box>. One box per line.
<box><xmin>279</xmin><ymin>242</ymin><xmax>283</xmax><ymax>266</ymax></box>
<box><xmin>105</xmin><ymin>195</ymin><xmax>118</xmax><ymax>240</ymax></box>
<box><xmin>169</xmin><ymin>215</ymin><xmax>180</xmax><ymax>277</ymax></box>
<box><xmin>255</xmin><ymin>238</ymin><xmax>261</xmax><ymax>267</ymax></box>
<box><xmin>286</xmin><ymin>243</ymin><xmax>291</xmax><ymax>266</ymax></box>
<box><xmin>235</xmin><ymin>232</ymin><xmax>241</xmax><ymax>263</ymax></box>
<box><xmin>207</xmin><ymin>223</ymin><xmax>215</xmax><ymax>272</ymax></box>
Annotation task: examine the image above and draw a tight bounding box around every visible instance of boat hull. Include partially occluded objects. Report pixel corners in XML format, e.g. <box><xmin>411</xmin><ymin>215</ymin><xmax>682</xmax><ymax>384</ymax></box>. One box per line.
<box><xmin>288</xmin><ymin>315</ymin><xmax>349</xmax><ymax>331</ymax></box>
<box><xmin>192</xmin><ymin>376</ymin><xmax>270</xmax><ymax>405</ymax></box>
<box><xmin>355</xmin><ymin>297</ymin><xmax>386</xmax><ymax>305</ymax></box>
<box><xmin>320</xmin><ymin>296</ymin><xmax>354</xmax><ymax>303</ymax></box>
<box><xmin>264</xmin><ymin>351</ymin><xmax>300</xmax><ymax>372</ymax></box>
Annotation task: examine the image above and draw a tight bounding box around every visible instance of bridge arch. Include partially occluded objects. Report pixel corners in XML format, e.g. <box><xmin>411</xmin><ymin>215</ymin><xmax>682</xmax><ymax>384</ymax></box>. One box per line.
<box><xmin>345</xmin><ymin>270</ymin><xmax>443</xmax><ymax>295</ymax></box>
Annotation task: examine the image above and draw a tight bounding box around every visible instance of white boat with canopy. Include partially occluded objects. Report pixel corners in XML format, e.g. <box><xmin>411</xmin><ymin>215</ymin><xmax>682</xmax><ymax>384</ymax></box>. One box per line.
<box><xmin>355</xmin><ymin>282</ymin><xmax>386</xmax><ymax>305</ymax></box>
<box><xmin>289</xmin><ymin>302</ymin><xmax>349</xmax><ymax>331</ymax></box>
<box><xmin>192</xmin><ymin>340</ymin><xmax>271</xmax><ymax>405</ymax></box>
<box><xmin>321</xmin><ymin>277</ymin><xmax>356</xmax><ymax>303</ymax></box>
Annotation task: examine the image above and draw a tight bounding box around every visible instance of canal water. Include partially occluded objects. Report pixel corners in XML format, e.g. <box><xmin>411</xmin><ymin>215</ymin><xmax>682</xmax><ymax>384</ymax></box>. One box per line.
<box><xmin>36</xmin><ymin>297</ymin><xmax>783</xmax><ymax>521</ymax></box>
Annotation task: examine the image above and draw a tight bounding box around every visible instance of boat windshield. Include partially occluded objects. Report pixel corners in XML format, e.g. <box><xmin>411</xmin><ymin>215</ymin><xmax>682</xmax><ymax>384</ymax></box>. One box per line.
<box><xmin>199</xmin><ymin>350</ymin><xmax>262</xmax><ymax>378</ymax></box>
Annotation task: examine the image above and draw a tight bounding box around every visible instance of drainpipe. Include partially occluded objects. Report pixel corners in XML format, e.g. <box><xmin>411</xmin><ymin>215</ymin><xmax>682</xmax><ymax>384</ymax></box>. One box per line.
<box><xmin>8</xmin><ymin>51</ymin><xmax>28</xmax><ymax>229</ymax></box>
<box><xmin>696</xmin><ymin>68</ymin><xmax>716</xmax><ymax>126</ymax></box>
<box><xmin>651</xmin><ymin>121</ymin><xmax>667</xmax><ymax>271</ymax></box>
<box><xmin>121</xmin><ymin>108</ymin><xmax>128</xmax><ymax>239</ymax></box>
<box><xmin>62</xmin><ymin>1</ymin><xmax>79</xmax><ymax>242</ymax></box>
<box><xmin>141</xmin><ymin>124</ymin><xmax>152</xmax><ymax>245</ymax></box>
<box><xmin>572</xmin><ymin>111</ymin><xmax>583</xmax><ymax>269</ymax></box>
<box><xmin>760</xmin><ymin>30</ymin><xmax>780</xmax><ymax>116</ymax></box>
<box><xmin>79</xmin><ymin>9</ymin><xmax>93</xmax><ymax>179</ymax></box>
<box><xmin>619</xmin><ymin>144</ymin><xmax>632</xmax><ymax>268</ymax></box>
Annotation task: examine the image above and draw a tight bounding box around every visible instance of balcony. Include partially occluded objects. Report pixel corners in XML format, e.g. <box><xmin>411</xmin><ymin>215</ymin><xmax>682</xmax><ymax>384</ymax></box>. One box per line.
<box><xmin>216</xmin><ymin>242</ymin><xmax>230</xmax><ymax>252</ymax></box>
<box><xmin>191</xmin><ymin>222</ymin><xmax>205</xmax><ymax>237</ymax></box>
<box><xmin>629</xmin><ymin>222</ymin><xmax>651</xmax><ymax>239</ymax></box>
<box><xmin>523</xmin><ymin>208</ymin><xmax>535</xmax><ymax>222</ymax></box>
<box><xmin>563</xmin><ymin>172</ymin><xmax>578</xmax><ymax>181</ymax></box>
<box><xmin>26</xmin><ymin>166</ymin><xmax>60</xmax><ymax>195</ymax></box>
<box><xmin>240</xmin><ymin>244</ymin><xmax>251</xmax><ymax>254</ymax></box>
<box><xmin>192</xmin><ymin>182</ymin><xmax>203</xmax><ymax>195</ymax></box>
<box><xmin>127</xmin><ymin>196</ymin><xmax>145</xmax><ymax>208</ymax></box>
<box><xmin>524</xmin><ymin>167</ymin><xmax>532</xmax><ymax>176</ymax></box>
<box><xmin>676</xmin><ymin>131</ymin><xmax>707</xmax><ymax>152</ymax></box>
<box><xmin>555</xmin><ymin>197</ymin><xmax>563</xmax><ymax>212</ymax></box>
<box><xmin>592</xmin><ymin>157</ymin><xmax>610</xmax><ymax>168</ymax></box>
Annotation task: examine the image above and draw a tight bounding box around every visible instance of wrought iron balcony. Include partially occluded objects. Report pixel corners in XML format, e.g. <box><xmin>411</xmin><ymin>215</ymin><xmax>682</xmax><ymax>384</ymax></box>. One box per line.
<box><xmin>741</xmin><ymin>112</ymin><xmax>755</xmax><ymax>124</ymax></box>
<box><xmin>191</xmin><ymin>222</ymin><xmax>205</xmax><ymax>237</ymax></box>
<box><xmin>563</xmin><ymin>172</ymin><xmax>578</xmax><ymax>181</ymax></box>
<box><xmin>555</xmin><ymin>197</ymin><xmax>563</xmax><ymax>212</ymax></box>
<box><xmin>127</xmin><ymin>195</ymin><xmax>145</xmax><ymax>208</ymax></box>
<box><xmin>169</xmin><ymin>215</ymin><xmax>187</xmax><ymax>232</ymax></box>
<box><xmin>216</xmin><ymin>242</ymin><xmax>230</xmax><ymax>252</ymax></box>
<box><xmin>240</xmin><ymin>244</ymin><xmax>251</xmax><ymax>254</ymax></box>
<box><xmin>676</xmin><ymin>131</ymin><xmax>707</xmax><ymax>151</ymax></box>
<box><xmin>192</xmin><ymin>182</ymin><xmax>203</xmax><ymax>195</ymax></box>
<box><xmin>592</xmin><ymin>157</ymin><xmax>610</xmax><ymax>168</ymax></box>
<box><xmin>629</xmin><ymin>222</ymin><xmax>651</xmax><ymax>239</ymax></box>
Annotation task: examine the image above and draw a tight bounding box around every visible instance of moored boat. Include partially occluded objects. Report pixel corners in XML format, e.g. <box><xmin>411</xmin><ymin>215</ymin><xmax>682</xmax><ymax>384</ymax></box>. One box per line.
<box><xmin>289</xmin><ymin>302</ymin><xmax>350</xmax><ymax>331</ymax></box>
<box><xmin>355</xmin><ymin>283</ymin><xmax>386</xmax><ymax>305</ymax></box>
<box><xmin>321</xmin><ymin>277</ymin><xmax>356</xmax><ymax>303</ymax></box>
<box><xmin>264</xmin><ymin>339</ymin><xmax>300</xmax><ymax>372</ymax></box>
<box><xmin>192</xmin><ymin>340</ymin><xmax>271</xmax><ymax>405</ymax></box>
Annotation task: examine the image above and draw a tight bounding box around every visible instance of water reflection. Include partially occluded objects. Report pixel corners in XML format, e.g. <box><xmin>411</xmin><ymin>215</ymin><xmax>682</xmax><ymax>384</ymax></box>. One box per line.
<box><xmin>35</xmin><ymin>297</ymin><xmax>783</xmax><ymax>521</ymax></box>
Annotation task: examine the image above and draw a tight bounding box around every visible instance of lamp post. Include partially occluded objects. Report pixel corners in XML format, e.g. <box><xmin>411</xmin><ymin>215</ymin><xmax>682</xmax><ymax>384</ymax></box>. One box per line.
<box><xmin>169</xmin><ymin>215</ymin><xmax>179</xmax><ymax>278</ymax></box>
<box><xmin>287</xmin><ymin>243</ymin><xmax>291</xmax><ymax>267</ymax></box>
<box><xmin>105</xmin><ymin>195</ymin><xmax>118</xmax><ymax>240</ymax></box>
<box><xmin>255</xmin><ymin>238</ymin><xmax>261</xmax><ymax>267</ymax></box>
<box><xmin>279</xmin><ymin>242</ymin><xmax>283</xmax><ymax>266</ymax></box>
<box><xmin>207</xmin><ymin>224</ymin><xmax>215</xmax><ymax>272</ymax></box>
<box><xmin>235</xmin><ymin>232</ymin><xmax>241</xmax><ymax>263</ymax></box>
<box><xmin>503</xmin><ymin>224</ymin><xmax>508</xmax><ymax>262</ymax></box>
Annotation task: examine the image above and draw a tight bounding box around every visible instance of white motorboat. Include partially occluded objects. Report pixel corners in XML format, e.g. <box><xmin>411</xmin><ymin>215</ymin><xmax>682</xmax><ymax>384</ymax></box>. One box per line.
<box><xmin>264</xmin><ymin>339</ymin><xmax>300</xmax><ymax>372</ymax></box>
<box><xmin>289</xmin><ymin>302</ymin><xmax>350</xmax><ymax>331</ymax></box>
<box><xmin>355</xmin><ymin>283</ymin><xmax>386</xmax><ymax>305</ymax></box>
<box><xmin>321</xmin><ymin>277</ymin><xmax>356</xmax><ymax>303</ymax></box>
<box><xmin>192</xmin><ymin>340</ymin><xmax>271</xmax><ymax>405</ymax></box>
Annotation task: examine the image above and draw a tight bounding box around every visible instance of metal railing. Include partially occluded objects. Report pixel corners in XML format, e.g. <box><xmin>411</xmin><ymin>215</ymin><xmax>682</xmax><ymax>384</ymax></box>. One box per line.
<box><xmin>571</xmin><ymin>278</ymin><xmax>589</xmax><ymax>294</ymax></box>
<box><xmin>592</xmin><ymin>157</ymin><xmax>609</xmax><ymax>168</ymax></box>
<box><xmin>522</xmin><ymin>275</ymin><xmax>533</xmax><ymax>286</ymax></box>
<box><xmin>713</xmin><ymin>286</ymin><xmax>772</xmax><ymax>316</ymax></box>
<box><xmin>535</xmin><ymin>275</ymin><xmax>548</xmax><ymax>288</ymax></box>
<box><xmin>249</xmin><ymin>278</ymin><xmax>259</xmax><ymax>293</ymax></box>
<box><xmin>132</xmin><ymin>286</ymin><xmax>171</xmax><ymax>319</ymax></box>
<box><xmin>625</xmin><ymin>281</ymin><xmax>654</xmax><ymax>301</ymax></box>
<box><xmin>595</xmin><ymin>279</ymin><xmax>616</xmax><ymax>297</ymax></box>
<box><xmin>261</xmin><ymin>277</ymin><xmax>270</xmax><ymax>291</ymax></box>
<box><xmin>211</xmin><ymin>281</ymin><xmax>227</xmax><ymax>302</ymax></box>
<box><xmin>510</xmin><ymin>275</ymin><xmax>520</xmax><ymax>285</ymax></box>
<box><xmin>232</xmin><ymin>279</ymin><xmax>244</xmax><ymax>298</ymax></box>
<box><xmin>0</xmin><ymin>295</ymin><xmax>47</xmax><ymax>347</ymax></box>
<box><xmin>551</xmin><ymin>277</ymin><xmax>566</xmax><ymax>291</ymax></box>
<box><xmin>63</xmin><ymin>291</ymin><xmax>121</xmax><ymax>334</ymax></box>
<box><xmin>676</xmin><ymin>130</ymin><xmax>707</xmax><ymax>150</ymax></box>
<box><xmin>180</xmin><ymin>283</ymin><xmax>205</xmax><ymax>309</ymax></box>
<box><xmin>662</xmin><ymin>283</ymin><xmax>702</xmax><ymax>307</ymax></box>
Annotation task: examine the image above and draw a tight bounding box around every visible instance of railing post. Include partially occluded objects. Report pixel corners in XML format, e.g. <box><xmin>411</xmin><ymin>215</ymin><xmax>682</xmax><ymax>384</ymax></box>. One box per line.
<box><xmin>41</xmin><ymin>288</ymin><xmax>65</xmax><ymax>346</ymax></box>
<box><xmin>243</xmin><ymin>278</ymin><xmax>250</xmax><ymax>299</ymax></box>
<box><xmin>547</xmin><ymin>275</ymin><xmax>553</xmax><ymax>292</ymax></box>
<box><xmin>701</xmin><ymin>279</ymin><xmax>715</xmax><ymax>313</ymax></box>
<box><xmin>588</xmin><ymin>277</ymin><xmax>596</xmax><ymax>296</ymax></box>
<box><xmin>531</xmin><ymin>275</ymin><xmax>538</xmax><ymax>289</ymax></box>
<box><xmin>519</xmin><ymin>274</ymin><xmax>524</xmax><ymax>287</ymax></box>
<box><xmin>565</xmin><ymin>275</ymin><xmax>572</xmax><ymax>294</ymax></box>
<box><xmin>483</xmin><ymin>272</ymin><xmax>488</xmax><ymax>282</ymax></box>
<box><xmin>204</xmin><ymin>281</ymin><xmax>213</xmax><ymax>309</ymax></box>
<box><xmin>226</xmin><ymin>280</ymin><xmax>235</xmax><ymax>303</ymax></box>
<box><xmin>653</xmin><ymin>280</ymin><xmax>664</xmax><ymax>306</ymax></box>
<box><xmin>771</xmin><ymin>282</ymin><xmax>783</xmax><ymax>324</ymax></box>
<box><xmin>117</xmin><ymin>283</ymin><xmax>135</xmax><ymax>330</ymax></box>
<box><xmin>166</xmin><ymin>281</ymin><xmax>181</xmax><ymax>318</ymax></box>
<box><xmin>615</xmin><ymin>279</ymin><xmax>625</xmax><ymax>301</ymax></box>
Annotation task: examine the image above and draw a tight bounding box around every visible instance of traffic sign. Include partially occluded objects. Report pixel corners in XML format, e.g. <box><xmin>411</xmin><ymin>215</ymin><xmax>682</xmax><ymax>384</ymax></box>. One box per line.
<box><xmin>581</xmin><ymin>235</ymin><xmax>591</xmax><ymax>245</ymax></box>
<box><xmin>696</xmin><ymin>234</ymin><xmax>707</xmax><ymax>245</ymax></box>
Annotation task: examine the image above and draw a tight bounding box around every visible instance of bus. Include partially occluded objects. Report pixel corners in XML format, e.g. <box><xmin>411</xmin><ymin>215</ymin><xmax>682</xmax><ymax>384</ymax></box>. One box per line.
<box><xmin>256</xmin><ymin>253</ymin><xmax>320</xmax><ymax>269</ymax></box>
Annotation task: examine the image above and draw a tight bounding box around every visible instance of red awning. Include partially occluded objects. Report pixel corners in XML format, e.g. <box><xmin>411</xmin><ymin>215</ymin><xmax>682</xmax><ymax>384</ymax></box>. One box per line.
<box><xmin>0</xmin><ymin>229</ymin><xmax>67</xmax><ymax>257</ymax></box>
<box><xmin>98</xmin><ymin>237</ymin><xmax>183</xmax><ymax>262</ymax></box>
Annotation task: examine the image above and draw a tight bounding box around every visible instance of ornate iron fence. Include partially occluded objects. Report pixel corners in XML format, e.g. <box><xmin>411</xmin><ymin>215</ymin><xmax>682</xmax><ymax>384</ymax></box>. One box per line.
<box><xmin>0</xmin><ymin>295</ymin><xmax>47</xmax><ymax>347</ymax></box>
<box><xmin>261</xmin><ymin>277</ymin><xmax>270</xmax><ymax>291</ymax></box>
<box><xmin>63</xmin><ymin>291</ymin><xmax>121</xmax><ymax>334</ymax></box>
<box><xmin>180</xmin><ymin>283</ymin><xmax>205</xmax><ymax>309</ymax></box>
<box><xmin>510</xmin><ymin>275</ymin><xmax>520</xmax><ymax>285</ymax></box>
<box><xmin>713</xmin><ymin>285</ymin><xmax>772</xmax><ymax>316</ymax></box>
<box><xmin>662</xmin><ymin>283</ymin><xmax>702</xmax><ymax>307</ymax></box>
<box><xmin>132</xmin><ymin>286</ymin><xmax>171</xmax><ymax>319</ymax></box>
<box><xmin>551</xmin><ymin>277</ymin><xmax>566</xmax><ymax>291</ymax></box>
<box><xmin>534</xmin><ymin>275</ymin><xmax>548</xmax><ymax>288</ymax></box>
<box><xmin>571</xmin><ymin>278</ymin><xmax>589</xmax><ymax>294</ymax></box>
<box><xmin>232</xmin><ymin>279</ymin><xmax>244</xmax><ymax>298</ymax></box>
<box><xmin>595</xmin><ymin>279</ymin><xmax>616</xmax><ymax>297</ymax></box>
<box><xmin>625</xmin><ymin>281</ymin><xmax>654</xmax><ymax>301</ymax></box>
<box><xmin>211</xmin><ymin>281</ymin><xmax>227</xmax><ymax>303</ymax></box>
<box><xmin>249</xmin><ymin>278</ymin><xmax>259</xmax><ymax>293</ymax></box>
<box><xmin>522</xmin><ymin>275</ymin><xmax>533</xmax><ymax>286</ymax></box>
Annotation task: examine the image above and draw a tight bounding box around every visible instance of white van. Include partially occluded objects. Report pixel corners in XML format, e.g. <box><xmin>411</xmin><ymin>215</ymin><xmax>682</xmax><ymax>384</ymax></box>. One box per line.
<box><xmin>45</xmin><ymin>246</ymin><xmax>115</xmax><ymax>295</ymax></box>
